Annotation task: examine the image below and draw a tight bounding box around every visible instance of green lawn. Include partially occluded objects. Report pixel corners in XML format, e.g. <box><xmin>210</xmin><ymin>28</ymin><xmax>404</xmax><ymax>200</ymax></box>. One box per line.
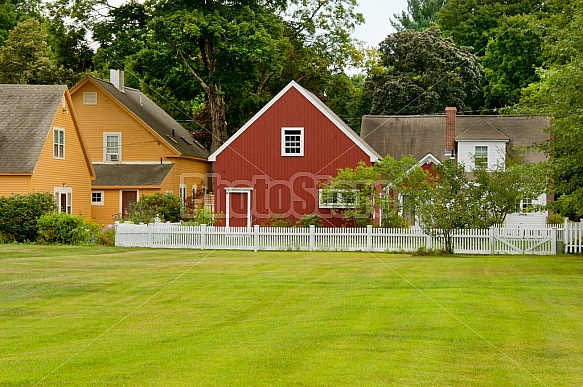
<box><xmin>1</xmin><ymin>245</ymin><xmax>582</xmax><ymax>386</ymax></box>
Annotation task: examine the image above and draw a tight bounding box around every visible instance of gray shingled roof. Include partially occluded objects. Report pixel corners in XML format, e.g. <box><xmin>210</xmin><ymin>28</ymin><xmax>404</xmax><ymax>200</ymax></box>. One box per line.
<box><xmin>360</xmin><ymin>114</ymin><xmax>550</xmax><ymax>164</ymax></box>
<box><xmin>0</xmin><ymin>84</ymin><xmax>67</xmax><ymax>173</ymax></box>
<box><xmin>89</xmin><ymin>76</ymin><xmax>210</xmax><ymax>160</ymax></box>
<box><xmin>92</xmin><ymin>164</ymin><xmax>173</xmax><ymax>186</ymax></box>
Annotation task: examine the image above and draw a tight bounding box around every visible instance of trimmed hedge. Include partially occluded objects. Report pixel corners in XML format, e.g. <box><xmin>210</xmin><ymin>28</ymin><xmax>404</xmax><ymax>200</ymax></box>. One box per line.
<box><xmin>0</xmin><ymin>192</ymin><xmax>56</xmax><ymax>242</ymax></box>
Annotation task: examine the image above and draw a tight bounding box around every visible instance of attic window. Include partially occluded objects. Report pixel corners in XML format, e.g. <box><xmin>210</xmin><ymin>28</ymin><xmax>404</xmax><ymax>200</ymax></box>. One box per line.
<box><xmin>83</xmin><ymin>92</ymin><xmax>97</xmax><ymax>105</ymax></box>
<box><xmin>166</xmin><ymin>135</ymin><xmax>178</xmax><ymax>144</ymax></box>
<box><xmin>181</xmin><ymin>136</ymin><xmax>192</xmax><ymax>145</ymax></box>
<box><xmin>281</xmin><ymin>127</ymin><xmax>304</xmax><ymax>156</ymax></box>
<box><xmin>474</xmin><ymin>146</ymin><xmax>488</xmax><ymax>168</ymax></box>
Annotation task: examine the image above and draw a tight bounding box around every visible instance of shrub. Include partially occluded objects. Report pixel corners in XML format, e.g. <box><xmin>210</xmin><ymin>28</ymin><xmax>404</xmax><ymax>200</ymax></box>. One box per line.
<box><xmin>37</xmin><ymin>213</ymin><xmax>92</xmax><ymax>245</ymax></box>
<box><xmin>0</xmin><ymin>192</ymin><xmax>56</xmax><ymax>242</ymax></box>
<box><xmin>124</xmin><ymin>192</ymin><xmax>181</xmax><ymax>224</ymax></box>
<box><xmin>182</xmin><ymin>208</ymin><xmax>219</xmax><ymax>226</ymax></box>
<box><xmin>94</xmin><ymin>224</ymin><xmax>116</xmax><ymax>246</ymax></box>
<box><xmin>263</xmin><ymin>214</ymin><xmax>294</xmax><ymax>227</ymax></box>
<box><xmin>296</xmin><ymin>214</ymin><xmax>323</xmax><ymax>227</ymax></box>
<box><xmin>547</xmin><ymin>213</ymin><xmax>565</xmax><ymax>226</ymax></box>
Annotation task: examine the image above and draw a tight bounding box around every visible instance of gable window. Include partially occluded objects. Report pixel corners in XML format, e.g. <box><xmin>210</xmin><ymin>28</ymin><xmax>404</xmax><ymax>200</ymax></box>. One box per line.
<box><xmin>281</xmin><ymin>127</ymin><xmax>304</xmax><ymax>156</ymax></box>
<box><xmin>53</xmin><ymin>128</ymin><xmax>65</xmax><ymax>159</ymax></box>
<box><xmin>319</xmin><ymin>189</ymin><xmax>357</xmax><ymax>209</ymax></box>
<box><xmin>84</xmin><ymin>92</ymin><xmax>97</xmax><ymax>105</ymax></box>
<box><xmin>474</xmin><ymin>146</ymin><xmax>488</xmax><ymax>168</ymax></box>
<box><xmin>92</xmin><ymin>191</ymin><xmax>104</xmax><ymax>205</ymax></box>
<box><xmin>104</xmin><ymin>133</ymin><xmax>121</xmax><ymax>162</ymax></box>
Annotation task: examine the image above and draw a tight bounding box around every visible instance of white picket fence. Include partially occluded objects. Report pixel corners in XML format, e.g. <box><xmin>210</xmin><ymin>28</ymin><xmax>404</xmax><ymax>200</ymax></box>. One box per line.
<box><xmin>564</xmin><ymin>220</ymin><xmax>583</xmax><ymax>253</ymax></box>
<box><xmin>115</xmin><ymin>222</ymin><xmax>561</xmax><ymax>255</ymax></box>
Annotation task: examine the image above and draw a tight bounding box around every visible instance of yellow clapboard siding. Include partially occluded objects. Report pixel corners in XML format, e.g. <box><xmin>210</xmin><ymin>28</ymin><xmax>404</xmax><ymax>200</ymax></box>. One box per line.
<box><xmin>31</xmin><ymin>102</ymin><xmax>93</xmax><ymax>219</ymax></box>
<box><xmin>91</xmin><ymin>188</ymin><xmax>164</xmax><ymax>225</ymax></box>
<box><xmin>0</xmin><ymin>175</ymin><xmax>31</xmax><ymax>196</ymax></box>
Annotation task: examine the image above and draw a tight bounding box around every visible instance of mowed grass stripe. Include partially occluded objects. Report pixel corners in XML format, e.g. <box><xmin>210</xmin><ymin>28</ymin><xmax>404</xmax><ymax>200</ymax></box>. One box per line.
<box><xmin>0</xmin><ymin>246</ymin><xmax>581</xmax><ymax>386</ymax></box>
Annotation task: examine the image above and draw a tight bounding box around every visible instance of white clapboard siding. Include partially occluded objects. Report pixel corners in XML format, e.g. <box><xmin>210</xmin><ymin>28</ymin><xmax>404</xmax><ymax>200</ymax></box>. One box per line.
<box><xmin>115</xmin><ymin>222</ymin><xmax>562</xmax><ymax>255</ymax></box>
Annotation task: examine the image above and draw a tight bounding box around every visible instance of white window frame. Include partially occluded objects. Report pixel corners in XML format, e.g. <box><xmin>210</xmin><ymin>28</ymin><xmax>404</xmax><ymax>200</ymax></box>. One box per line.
<box><xmin>83</xmin><ymin>92</ymin><xmax>97</xmax><ymax>105</ymax></box>
<box><xmin>474</xmin><ymin>145</ymin><xmax>488</xmax><ymax>168</ymax></box>
<box><xmin>520</xmin><ymin>198</ymin><xmax>533</xmax><ymax>212</ymax></box>
<box><xmin>179</xmin><ymin>183</ymin><xmax>187</xmax><ymax>207</ymax></box>
<box><xmin>103</xmin><ymin>132</ymin><xmax>122</xmax><ymax>162</ymax></box>
<box><xmin>53</xmin><ymin>127</ymin><xmax>65</xmax><ymax>159</ymax></box>
<box><xmin>281</xmin><ymin>127</ymin><xmax>304</xmax><ymax>156</ymax></box>
<box><xmin>318</xmin><ymin>189</ymin><xmax>358</xmax><ymax>209</ymax></box>
<box><xmin>91</xmin><ymin>191</ymin><xmax>104</xmax><ymax>206</ymax></box>
<box><xmin>54</xmin><ymin>186</ymin><xmax>72</xmax><ymax>214</ymax></box>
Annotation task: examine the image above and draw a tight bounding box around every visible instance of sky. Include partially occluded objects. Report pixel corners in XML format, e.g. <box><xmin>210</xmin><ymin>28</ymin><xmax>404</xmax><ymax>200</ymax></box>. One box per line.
<box><xmin>353</xmin><ymin>0</ymin><xmax>409</xmax><ymax>47</ymax></box>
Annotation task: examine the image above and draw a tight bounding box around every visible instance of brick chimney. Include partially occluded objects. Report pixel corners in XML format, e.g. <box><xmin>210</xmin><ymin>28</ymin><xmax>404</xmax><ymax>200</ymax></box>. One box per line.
<box><xmin>445</xmin><ymin>107</ymin><xmax>457</xmax><ymax>157</ymax></box>
<box><xmin>110</xmin><ymin>68</ymin><xmax>125</xmax><ymax>93</ymax></box>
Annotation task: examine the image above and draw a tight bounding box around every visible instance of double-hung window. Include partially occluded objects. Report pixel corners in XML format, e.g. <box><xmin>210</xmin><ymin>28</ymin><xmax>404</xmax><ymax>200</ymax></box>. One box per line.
<box><xmin>474</xmin><ymin>146</ymin><xmax>488</xmax><ymax>168</ymax></box>
<box><xmin>104</xmin><ymin>133</ymin><xmax>121</xmax><ymax>162</ymax></box>
<box><xmin>281</xmin><ymin>127</ymin><xmax>304</xmax><ymax>156</ymax></box>
<box><xmin>53</xmin><ymin>128</ymin><xmax>65</xmax><ymax>159</ymax></box>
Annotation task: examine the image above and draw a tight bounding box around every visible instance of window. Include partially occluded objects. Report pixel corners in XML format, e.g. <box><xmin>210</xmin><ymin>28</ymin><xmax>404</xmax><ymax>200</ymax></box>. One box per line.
<box><xmin>521</xmin><ymin>198</ymin><xmax>533</xmax><ymax>212</ymax></box>
<box><xmin>53</xmin><ymin>128</ymin><xmax>65</xmax><ymax>159</ymax></box>
<box><xmin>474</xmin><ymin>146</ymin><xmax>488</xmax><ymax>168</ymax></box>
<box><xmin>103</xmin><ymin>133</ymin><xmax>121</xmax><ymax>162</ymax></box>
<box><xmin>179</xmin><ymin>184</ymin><xmax>187</xmax><ymax>207</ymax></box>
<box><xmin>54</xmin><ymin>187</ymin><xmax>72</xmax><ymax>214</ymax></box>
<box><xmin>319</xmin><ymin>189</ymin><xmax>357</xmax><ymax>208</ymax></box>
<box><xmin>84</xmin><ymin>92</ymin><xmax>97</xmax><ymax>105</ymax></box>
<box><xmin>91</xmin><ymin>191</ymin><xmax>104</xmax><ymax>205</ymax></box>
<box><xmin>281</xmin><ymin>127</ymin><xmax>304</xmax><ymax>156</ymax></box>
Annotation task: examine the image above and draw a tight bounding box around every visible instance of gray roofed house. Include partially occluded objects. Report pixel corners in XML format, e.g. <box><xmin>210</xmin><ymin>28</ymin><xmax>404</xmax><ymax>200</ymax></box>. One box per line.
<box><xmin>89</xmin><ymin>75</ymin><xmax>209</xmax><ymax>160</ymax></box>
<box><xmin>70</xmin><ymin>70</ymin><xmax>212</xmax><ymax>225</ymax></box>
<box><xmin>0</xmin><ymin>84</ymin><xmax>69</xmax><ymax>173</ymax></box>
<box><xmin>0</xmin><ymin>84</ymin><xmax>95</xmax><ymax>217</ymax></box>
<box><xmin>360</xmin><ymin>108</ymin><xmax>552</xmax><ymax>227</ymax></box>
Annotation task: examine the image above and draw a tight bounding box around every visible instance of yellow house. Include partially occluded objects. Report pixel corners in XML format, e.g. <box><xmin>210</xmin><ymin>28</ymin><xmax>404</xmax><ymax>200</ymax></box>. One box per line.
<box><xmin>0</xmin><ymin>84</ymin><xmax>95</xmax><ymax>218</ymax></box>
<box><xmin>70</xmin><ymin>70</ymin><xmax>211</xmax><ymax>225</ymax></box>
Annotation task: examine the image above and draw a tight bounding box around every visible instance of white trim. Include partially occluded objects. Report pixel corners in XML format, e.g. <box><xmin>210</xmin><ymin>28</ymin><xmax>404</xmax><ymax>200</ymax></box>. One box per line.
<box><xmin>103</xmin><ymin>132</ymin><xmax>122</xmax><ymax>162</ymax></box>
<box><xmin>83</xmin><ymin>92</ymin><xmax>97</xmax><ymax>105</ymax></box>
<box><xmin>417</xmin><ymin>153</ymin><xmax>441</xmax><ymax>166</ymax></box>
<box><xmin>208</xmin><ymin>81</ymin><xmax>379</xmax><ymax>162</ymax></box>
<box><xmin>318</xmin><ymin>189</ymin><xmax>358</xmax><ymax>209</ymax></box>
<box><xmin>225</xmin><ymin>187</ymin><xmax>253</xmax><ymax>228</ymax></box>
<box><xmin>91</xmin><ymin>191</ymin><xmax>104</xmax><ymax>205</ymax></box>
<box><xmin>54</xmin><ymin>186</ymin><xmax>72</xmax><ymax>214</ymax></box>
<box><xmin>281</xmin><ymin>127</ymin><xmax>304</xmax><ymax>156</ymax></box>
<box><xmin>119</xmin><ymin>189</ymin><xmax>139</xmax><ymax>215</ymax></box>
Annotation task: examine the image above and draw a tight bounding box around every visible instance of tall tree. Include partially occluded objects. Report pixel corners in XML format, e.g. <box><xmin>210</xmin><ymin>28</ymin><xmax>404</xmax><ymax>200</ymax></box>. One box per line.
<box><xmin>365</xmin><ymin>26</ymin><xmax>482</xmax><ymax>115</ymax></box>
<box><xmin>114</xmin><ymin>0</ymin><xmax>364</xmax><ymax>153</ymax></box>
<box><xmin>0</xmin><ymin>0</ymin><xmax>42</xmax><ymax>45</ymax></box>
<box><xmin>391</xmin><ymin>0</ymin><xmax>445</xmax><ymax>31</ymax></box>
<box><xmin>0</xmin><ymin>18</ymin><xmax>77</xmax><ymax>84</ymax></box>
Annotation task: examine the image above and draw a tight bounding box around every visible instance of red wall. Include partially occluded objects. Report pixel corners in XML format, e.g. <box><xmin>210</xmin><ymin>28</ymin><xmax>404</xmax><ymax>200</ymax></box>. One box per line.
<box><xmin>214</xmin><ymin>87</ymin><xmax>372</xmax><ymax>227</ymax></box>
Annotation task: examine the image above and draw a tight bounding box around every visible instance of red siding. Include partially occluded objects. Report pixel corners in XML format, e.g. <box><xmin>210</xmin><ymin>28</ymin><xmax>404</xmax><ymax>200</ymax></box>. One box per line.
<box><xmin>215</xmin><ymin>86</ymin><xmax>373</xmax><ymax>226</ymax></box>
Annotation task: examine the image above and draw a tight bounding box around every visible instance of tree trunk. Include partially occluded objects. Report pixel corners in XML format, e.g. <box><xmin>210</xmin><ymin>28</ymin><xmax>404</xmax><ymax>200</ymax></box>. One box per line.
<box><xmin>207</xmin><ymin>85</ymin><xmax>227</xmax><ymax>153</ymax></box>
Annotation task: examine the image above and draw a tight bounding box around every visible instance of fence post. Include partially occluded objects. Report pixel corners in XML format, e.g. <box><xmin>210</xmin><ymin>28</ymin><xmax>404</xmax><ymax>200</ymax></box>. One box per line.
<box><xmin>200</xmin><ymin>224</ymin><xmax>206</xmax><ymax>250</ymax></box>
<box><xmin>148</xmin><ymin>223</ymin><xmax>153</xmax><ymax>248</ymax></box>
<box><xmin>551</xmin><ymin>227</ymin><xmax>557</xmax><ymax>255</ymax></box>
<box><xmin>309</xmin><ymin>225</ymin><xmax>315</xmax><ymax>251</ymax></box>
<box><xmin>366</xmin><ymin>225</ymin><xmax>373</xmax><ymax>252</ymax></box>
<box><xmin>564</xmin><ymin>218</ymin><xmax>569</xmax><ymax>254</ymax></box>
<box><xmin>426</xmin><ymin>231</ymin><xmax>432</xmax><ymax>250</ymax></box>
<box><xmin>490</xmin><ymin>227</ymin><xmax>495</xmax><ymax>255</ymax></box>
<box><xmin>254</xmin><ymin>225</ymin><xmax>260</xmax><ymax>252</ymax></box>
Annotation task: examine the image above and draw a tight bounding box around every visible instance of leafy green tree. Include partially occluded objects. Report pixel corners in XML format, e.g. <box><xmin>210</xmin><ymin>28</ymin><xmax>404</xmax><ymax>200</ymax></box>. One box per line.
<box><xmin>515</xmin><ymin>0</ymin><xmax>583</xmax><ymax>219</ymax></box>
<box><xmin>412</xmin><ymin>159</ymin><xmax>484</xmax><ymax>254</ymax></box>
<box><xmin>391</xmin><ymin>0</ymin><xmax>445</xmax><ymax>31</ymax></box>
<box><xmin>0</xmin><ymin>0</ymin><xmax>42</xmax><ymax>45</ymax></box>
<box><xmin>365</xmin><ymin>26</ymin><xmax>482</xmax><ymax>115</ymax></box>
<box><xmin>93</xmin><ymin>0</ymin><xmax>363</xmax><ymax>152</ymax></box>
<box><xmin>0</xmin><ymin>18</ymin><xmax>77</xmax><ymax>84</ymax></box>
<box><xmin>482</xmin><ymin>15</ymin><xmax>543</xmax><ymax>109</ymax></box>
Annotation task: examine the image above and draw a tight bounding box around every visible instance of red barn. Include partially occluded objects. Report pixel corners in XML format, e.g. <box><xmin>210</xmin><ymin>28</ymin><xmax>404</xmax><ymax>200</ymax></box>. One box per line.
<box><xmin>209</xmin><ymin>81</ymin><xmax>380</xmax><ymax>227</ymax></box>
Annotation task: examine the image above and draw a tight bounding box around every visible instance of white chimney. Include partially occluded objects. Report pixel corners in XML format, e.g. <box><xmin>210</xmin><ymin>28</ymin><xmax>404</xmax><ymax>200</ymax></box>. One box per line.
<box><xmin>109</xmin><ymin>69</ymin><xmax>125</xmax><ymax>93</ymax></box>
